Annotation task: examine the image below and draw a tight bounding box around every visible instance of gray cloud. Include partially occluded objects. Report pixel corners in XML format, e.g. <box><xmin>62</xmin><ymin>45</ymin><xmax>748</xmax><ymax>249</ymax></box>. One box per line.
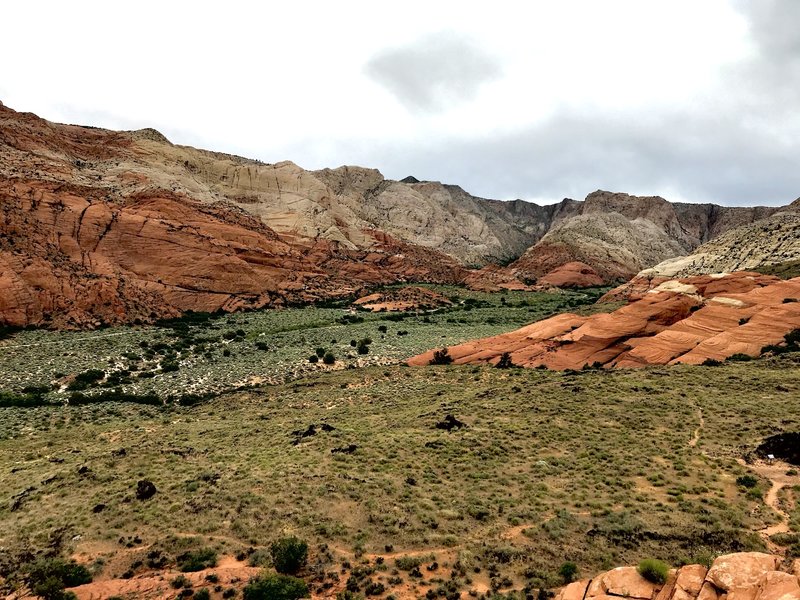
<box><xmin>308</xmin><ymin>2</ymin><xmax>800</xmax><ymax>207</ymax></box>
<box><xmin>364</xmin><ymin>31</ymin><xmax>502</xmax><ymax>113</ymax></box>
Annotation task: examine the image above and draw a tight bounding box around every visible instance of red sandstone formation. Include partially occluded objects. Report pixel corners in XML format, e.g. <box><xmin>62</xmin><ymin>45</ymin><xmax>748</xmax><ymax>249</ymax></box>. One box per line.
<box><xmin>555</xmin><ymin>553</ymin><xmax>797</xmax><ymax>600</ymax></box>
<box><xmin>0</xmin><ymin>104</ymin><xmax>465</xmax><ymax>328</ymax></box>
<box><xmin>353</xmin><ymin>286</ymin><xmax>452</xmax><ymax>312</ymax></box>
<box><xmin>538</xmin><ymin>261</ymin><xmax>605</xmax><ymax>288</ymax></box>
<box><xmin>408</xmin><ymin>272</ymin><xmax>800</xmax><ymax>369</ymax></box>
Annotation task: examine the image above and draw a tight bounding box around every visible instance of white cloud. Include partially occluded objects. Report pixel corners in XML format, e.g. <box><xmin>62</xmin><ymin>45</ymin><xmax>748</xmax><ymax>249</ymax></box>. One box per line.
<box><xmin>0</xmin><ymin>0</ymin><xmax>795</xmax><ymax>205</ymax></box>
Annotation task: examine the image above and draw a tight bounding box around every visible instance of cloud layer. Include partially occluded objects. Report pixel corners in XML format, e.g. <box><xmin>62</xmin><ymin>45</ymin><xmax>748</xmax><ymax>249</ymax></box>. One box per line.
<box><xmin>0</xmin><ymin>1</ymin><xmax>797</xmax><ymax>206</ymax></box>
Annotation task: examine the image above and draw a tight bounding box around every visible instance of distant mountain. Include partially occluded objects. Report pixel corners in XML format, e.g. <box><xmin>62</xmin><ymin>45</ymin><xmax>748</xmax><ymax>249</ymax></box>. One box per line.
<box><xmin>0</xmin><ymin>102</ymin><xmax>793</xmax><ymax>328</ymax></box>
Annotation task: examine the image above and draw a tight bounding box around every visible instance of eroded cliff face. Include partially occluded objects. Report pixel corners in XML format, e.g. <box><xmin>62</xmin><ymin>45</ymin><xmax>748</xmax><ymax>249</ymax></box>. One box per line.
<box><xmin>509</xmin><ymin>191</ymin><xmax>783</xmax><ymax>283</ymax></box>
<box><xmin>408</xmin><ymin>272</ymin><xmax>800</xmax><ymax>370</ymax></box>
<box><xmin>0</xmin><ymin>104</ymin><xmax>466</xmax><ymax>328</ymax></box>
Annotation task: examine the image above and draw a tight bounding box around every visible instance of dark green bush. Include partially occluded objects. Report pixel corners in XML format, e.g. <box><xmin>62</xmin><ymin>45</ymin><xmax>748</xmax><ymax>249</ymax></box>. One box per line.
<box><xmin>243</xmin><ymin>573</ymin><xmax>308</xmax><ymax>600</ymax></box>
<box><xmin>736</xmin><ymin>474</ymin><xmax>758</xmax><ymax>488</ymax></box>
<box><xmin>559</xmin><ymin>561</ymin><xmax>578</xmax><ymax>584</ymax></box>
<box><xmin>308</xmin><ymin>355</ymin><xmax>319</xmax><ymax>363</ymax></box>
<box><xmin>637</xmin><ymin>558</ymin><xmax>669</xmax><ymax>584</ymax></box>
<box><xmin>26</xmin><ymin>558</ymin><xmax>92</xmax><ymax>600</ymax></box>
<box><xmin>322</xmin><ymin>352</ymin><xmax>336</xmax><ymax>365</ymax></box>
<box><xmin>429</xmin><ymin>348</ymin><xmax>453</xmax><ymax>365</ymax></box>
<box><xmin>315</xmin><ymin>347</ymin><xmax>326</xmax><ymax>358</ymax></box>
<box><xmin>178</xmin><ymin>548</ymin><xmax>218</xmax><ymax>572</ymax></box>
<box><xmin>271</xmin><ymin>537</ymin><xmax>308</xmax><ymax>574</ymax></box>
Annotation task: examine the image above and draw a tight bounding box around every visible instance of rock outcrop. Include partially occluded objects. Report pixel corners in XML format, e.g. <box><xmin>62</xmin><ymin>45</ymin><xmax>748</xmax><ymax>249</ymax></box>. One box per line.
<box><xmin>408</xmin><ymin>272</ymin><xmax>800</xmax><ymax>370</ymax></box>
<box><xmin>555</xmin><ymin>553</ymin><xmax>798</xmax><ymax>600</ymax></box>
<box><xmin>636</xmin><ymin>208</ymin><xmax>800</xmax><ymax>280</ymax></box>
<box><xmin>353</xmin><ymin>286</ymin><xmax>452</xmax><ymax>312</ymax></box>
<box><xmin>538</xmin><ymin>261</ymin><xmax>605</xmax><ymax>289</ymax></box>
<box><xmin>509</xmin><ymin>191</ymin><xmax>781</xmax><ymax>284</ymax></box>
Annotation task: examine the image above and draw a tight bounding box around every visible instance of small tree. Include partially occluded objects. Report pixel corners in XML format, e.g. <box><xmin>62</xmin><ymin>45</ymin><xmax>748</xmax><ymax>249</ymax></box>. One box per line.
<box><xmin>322</xmin><ymin>352</ymin><xmax>336</xmax><ymax>365</ymax></box>
<box><xmin>495</xmin><ymin>352</ymin><xmax>514</xmax><ymax>369</ymax></box>
<box><xmin>429</xmin><ymin>348</ymin><xmax>453</xmax><ymax>365</ymax></box>
<box><xmin>559</xmin><ymin>561</ymin><xmax>578</xmax><ymax>584</ymax></box>
<box><xmin>271</xmin><ymin>537</ymin><xmax>308</xmax><ymax>575</ymax></box>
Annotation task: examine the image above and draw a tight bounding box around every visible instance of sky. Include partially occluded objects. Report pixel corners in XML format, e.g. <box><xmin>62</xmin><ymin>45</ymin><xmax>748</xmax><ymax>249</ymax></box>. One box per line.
<box><xmin>1</xmin><ymin>1</ymin><xmax>798</xmax><ymax>206</ymax></box>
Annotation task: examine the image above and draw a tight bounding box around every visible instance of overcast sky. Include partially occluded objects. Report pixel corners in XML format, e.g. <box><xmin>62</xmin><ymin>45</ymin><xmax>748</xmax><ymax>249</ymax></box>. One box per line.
<box><xmin>2</xmin><ymin>1</ymin><xmax>798</xmax><ymax>206</ymax></box>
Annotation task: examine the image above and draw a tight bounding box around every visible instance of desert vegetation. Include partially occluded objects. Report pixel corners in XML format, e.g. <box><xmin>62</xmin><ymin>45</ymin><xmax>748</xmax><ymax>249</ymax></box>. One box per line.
<box><xmin>1</xmin><ymin>347</ymin><xmax>798</xmax><ymax>598</ymax></box>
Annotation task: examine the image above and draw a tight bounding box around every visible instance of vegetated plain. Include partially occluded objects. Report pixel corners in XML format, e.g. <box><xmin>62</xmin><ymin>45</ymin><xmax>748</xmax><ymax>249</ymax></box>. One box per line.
<box><xmin>1</xmin><ymin>286</ymin><xmax>798</xmax><ymax>599</ymax></box>
<box><xmin>1</xmin><ymin>357</ymin><xmax>799</xmax><ymax>597</ymax></box>
<box><xmin>0</xmin><ymin>286</ymin><xmax>612</xmax><ymax>402</ymax></box>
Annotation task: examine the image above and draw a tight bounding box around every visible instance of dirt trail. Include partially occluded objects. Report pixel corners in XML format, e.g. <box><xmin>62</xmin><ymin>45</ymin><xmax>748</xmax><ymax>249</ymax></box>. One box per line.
<box><xmin>738</xmin><ymin>458</ymin><xmax>797</xmax><ymax>552</ymax></box>
<box><xmin>689</xmin><ymin>408</ymin><xmax>704</xmax><ymax>447</ymax></box>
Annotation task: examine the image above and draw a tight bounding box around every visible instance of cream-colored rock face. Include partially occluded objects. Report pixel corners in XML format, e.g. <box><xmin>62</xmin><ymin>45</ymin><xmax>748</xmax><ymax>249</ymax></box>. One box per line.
<box><xmin>642</xmin><ymin>212</ymin><xmax>800</xmax><ymax>278</ymax></box>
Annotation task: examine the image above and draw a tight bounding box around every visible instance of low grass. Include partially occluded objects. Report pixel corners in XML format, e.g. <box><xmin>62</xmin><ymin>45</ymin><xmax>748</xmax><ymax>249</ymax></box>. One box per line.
<box><xmin>1</xmin><ymin>352</ymin><xmax>798</xmax><ymax>596</ymax></box>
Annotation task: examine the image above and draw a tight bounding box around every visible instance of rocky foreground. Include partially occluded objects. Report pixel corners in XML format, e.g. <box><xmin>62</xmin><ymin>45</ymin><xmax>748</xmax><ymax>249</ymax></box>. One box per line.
<box><xmin>408</xmin><ymin>272</ymin><xmax>800</xmax><ymax>369</ymax></box>
<box><xmin>556</xmin><ymin>553</ymin><xmax>800</xmax><ymax>600</ymax></box>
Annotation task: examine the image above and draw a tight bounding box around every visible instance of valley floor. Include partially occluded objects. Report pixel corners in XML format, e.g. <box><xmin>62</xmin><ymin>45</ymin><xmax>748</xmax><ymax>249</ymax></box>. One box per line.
<box><xmin>1</xmin><ymin>354</ymin><xmax>799</xmax><ymax>598</ymax></box>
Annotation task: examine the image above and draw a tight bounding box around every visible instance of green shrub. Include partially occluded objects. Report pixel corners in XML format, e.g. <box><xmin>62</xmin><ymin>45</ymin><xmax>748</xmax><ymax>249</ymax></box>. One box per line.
<box><xmin>736</xmin><ymin>475</ymin><xmax>758</xmax><ymax>488</ymax></box>
<box><xmin>26</xmin><ymin>558</ymin><xmax>92</xmax><ymax>600</ymax></box>
<box><xmin>243</xmin><ymin>573</ymin><xmax>308</xmax><ymax>600</ymax></box>
<box><xmin>429</xmin><ymin>348</ymin><xmax>453</xmax><ymax>365</ymax></box>
<box><xmin>195</xmin><ymin>589</ymin><xmax>211</xmax><ymax>600</ymax></box>
<box><xmin>271</xmin><ymin>537</ymin><xmax>308</xmax><ymax>574</ymax></box>
<box><xmin>637</xmin><ymin>558</ymin><xmax>669</xmax><ymax>584</ymax></box>
<box><xmin>178</xmin><ymin>548</ymin><xmax>218</xmax><ymax>572</ymax></box>
<box><xmin>308</xmin><ymin>355</ymin><xmax>319</xmax><ymax>363</ymax></box>
<box><xmin>495</xmin><ymin>352</ymin><xmax>514</xmax><ymax>369</ymax></box>
<box><xmin>315</xmin><ymin>347</ymin><xmax>326</xmax><ymax>358</ymax></box>
<box><xmin>559</xmin><ymin>561</ymin><xmax>578</xmax><ymax>584</ymax></box>
<box><xmin>322</xmin><ymin>352</ymin><xmax>336</xmax><ymax>365</ymax></box>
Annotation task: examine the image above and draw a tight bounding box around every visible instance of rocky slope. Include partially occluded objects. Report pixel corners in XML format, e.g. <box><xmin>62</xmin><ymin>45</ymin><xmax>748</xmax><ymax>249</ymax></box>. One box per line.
<box><xmin>556</xmin><ymin>553</ymin><xmax>800</xmax><ymax>600</ymax></box>
<box><xmin>408</xmin><ymin>272</ymin><xmax>800</xmax><ymax>369</ymax></box>
<box><xmin>637</xmin><ymin>204</ymin><xmax>800</xmax><ymax>279</ymax></box>
<box><xmin>509</xmin><ymin>191</ymin><xmax>780</xmax><ymax>283</ymax></box>
<box><xmin>0</xmin><ymin>103</ymin><xmax>466</xmax><ymax>328</ymax></box>
<box><xmin>0</xmin><ymin>102</ymin><xmax>792</xmax><ymax>327</ymax></box>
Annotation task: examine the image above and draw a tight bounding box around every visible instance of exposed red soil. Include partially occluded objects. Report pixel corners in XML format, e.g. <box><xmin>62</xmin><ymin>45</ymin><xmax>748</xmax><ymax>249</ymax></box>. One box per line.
<box><xmin>353</xmin><ymin>286</ymin><xmax>452</xmax><ymax>312</ymax></box>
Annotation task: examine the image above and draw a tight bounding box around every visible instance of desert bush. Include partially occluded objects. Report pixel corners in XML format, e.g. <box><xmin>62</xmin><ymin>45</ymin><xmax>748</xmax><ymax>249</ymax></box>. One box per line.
<box><xmin>315</xmin><ymin>348</ymin><xmax>326</xmax><ymax>358</ymax></box>
<box><xmin>178</xmin><ymin>548</ymin><xmax>218</xmax><ymax>572</ymax></box>
<box><xmin>243</xmin><ymin>573</ymin><xmax>308</xmax><ymax>600</ymax></box>
<box><xmin>195</xmin><ymin>589</ymin><xmax>211</xmax><ymax>600</ymax></box>
<box><xmin>67</xmin><ymin>369</ymin><xmax>105</xmax><ymax>390</ymax></box>
<box><xmin>308</xmin><ymin>355</ymin><xmax>319</xmax><ymax>363</ymax></box>
<box><xmin>495</xmin><ymin>352</ymin><xmax>514</xmax><ymax>369</ymax></box>
<box><xmin>271</xmin><ymin>537</ymin><xmax>308</xmax><ymax>574</ymax></box>
<box><xmin>559</xmin><ymin>561</ymin><xmax>578</xmax><ymax>584</ymax></box>
<box><xmin>26</xmin><ymin>558</ymin><xmax>92</xmax><ymax>600</ymax></box>
<box><xmin>430</xmin><ymin>348</ymin><xmax>453</xmax><ymax>365</ymax></box>
<box><xmin>736</xmin><ymin>475</ymin><xmax>758</xmax><ymax>488</ymax></box>
<box><xmin>322</xmin><ymin>352</ymin><xmax>336</xmax><ymax>365</ymax></box>
<box><xmin>637</xmin><ymin>559</ymin><xmax>669</xmax><ymax>584</ymax></box>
